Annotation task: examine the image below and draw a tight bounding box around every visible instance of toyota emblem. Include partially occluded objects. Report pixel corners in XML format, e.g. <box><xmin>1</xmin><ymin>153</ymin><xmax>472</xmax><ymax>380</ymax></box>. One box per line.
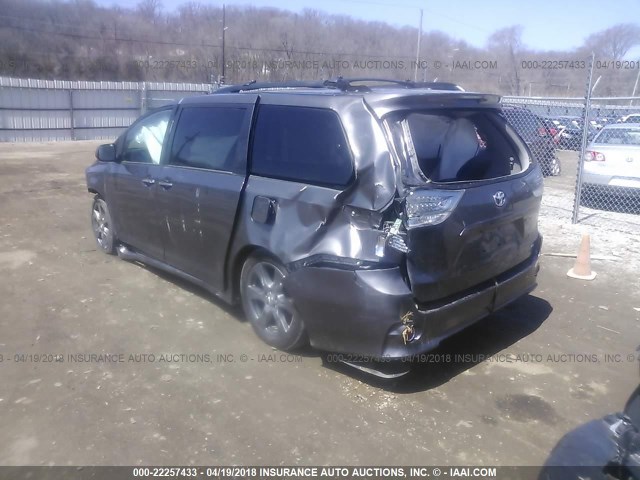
<box><xmin>493</xmin><ymin>191</ymin><xmax>506</xmax><ymax>207</ymax></box>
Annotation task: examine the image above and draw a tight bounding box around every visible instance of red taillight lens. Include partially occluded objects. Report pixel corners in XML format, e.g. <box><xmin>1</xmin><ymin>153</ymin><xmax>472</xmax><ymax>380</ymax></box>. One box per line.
<box><xmin>538</xmin><ymin>127</ymin><xmax>547</xmax><ymax>136</ymax></box>
<box><xmin>549</xmin><ymin>128</ymin><xmax>558</xmax><ymax>136</ymax></box>
<box><xmin>584</xmin><ymin>151</ymin><xmax>605</xmax><ymax>162</ymax></box>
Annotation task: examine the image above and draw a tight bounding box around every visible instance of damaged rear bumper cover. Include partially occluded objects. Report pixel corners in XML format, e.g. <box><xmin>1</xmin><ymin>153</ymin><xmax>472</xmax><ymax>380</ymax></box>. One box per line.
<box><xmin>285</xmin><ymin>235</ymin><xmax>542</xmax><ymax>360</ymax></box>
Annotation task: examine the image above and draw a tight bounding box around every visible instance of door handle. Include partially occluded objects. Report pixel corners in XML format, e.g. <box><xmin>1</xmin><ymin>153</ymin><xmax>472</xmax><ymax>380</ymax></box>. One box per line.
<box><xmin>158</xmin><ymin>180</ymin><xmax>173</xmax><ymax>190</ymax></box>
<box><xmin>141</xmin><ymin>178</ymin><xmax>155</xmax><ymax>187</ymax></box>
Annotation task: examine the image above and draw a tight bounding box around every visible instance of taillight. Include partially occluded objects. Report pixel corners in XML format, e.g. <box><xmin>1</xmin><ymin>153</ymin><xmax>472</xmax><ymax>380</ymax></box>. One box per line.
<box><xmin>584</xmin><ymin>151</ymin><xmax>606</xmax><ymax>162</ymax></box>
<box><xmin>549</xmin><ymin>128</ymin><xmax>558</xmax><ymax>137</ymax></box>
<box><xmin>538</xmin><ymin>127</ymin><xmax>547</xmax><ymax>136</ymax></box>
<box><xmin>405</xmin><ymin>190</ymin><xmax>464</xmax><ymax>228</ymax></box>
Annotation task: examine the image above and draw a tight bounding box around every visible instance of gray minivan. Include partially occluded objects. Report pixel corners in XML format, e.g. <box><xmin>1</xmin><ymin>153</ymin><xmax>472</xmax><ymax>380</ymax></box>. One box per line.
<box><xmin>86</xmin><ymin>79</ymin><xmax>543</xmax><ymax>363</ymax></box>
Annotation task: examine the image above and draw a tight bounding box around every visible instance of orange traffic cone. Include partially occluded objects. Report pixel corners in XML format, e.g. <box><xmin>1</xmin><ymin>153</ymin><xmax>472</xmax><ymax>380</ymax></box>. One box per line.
<box><xmin>567</xmin><ymin>234</ymin><xmax>597</xmax><ymax>280</ymax></box>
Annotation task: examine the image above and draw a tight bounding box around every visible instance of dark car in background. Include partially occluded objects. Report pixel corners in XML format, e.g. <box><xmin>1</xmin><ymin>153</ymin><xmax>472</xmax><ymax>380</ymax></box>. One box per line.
<box><xmin>86</xmin><ymin>79</ymin><xmax>543</xmax><ymax>367</ymax></box>
<box><xmin>539</xmin><ymin>117</ymin><xmax>562</xmax><ymax>143</ymax></box>
<box><xmin>502</xmin><ymin>105</ymin><xmax>562</xmax><ymax>176</ymax></box>
<box><xmin>556</xmin><ymin>115</ymin><xmax>599</xmax><ymax>150</ymax></box>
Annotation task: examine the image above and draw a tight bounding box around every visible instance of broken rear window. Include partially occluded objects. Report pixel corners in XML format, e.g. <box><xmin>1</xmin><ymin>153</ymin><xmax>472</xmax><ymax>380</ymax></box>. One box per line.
<box><xmin>387</xmin><ymin>110</ymin><xmax>527</xmax><ymax>184</ymax></box>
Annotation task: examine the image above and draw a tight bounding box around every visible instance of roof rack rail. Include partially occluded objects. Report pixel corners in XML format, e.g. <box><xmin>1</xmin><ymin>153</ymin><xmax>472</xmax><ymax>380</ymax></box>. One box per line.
<box><xmin>213</xmin><ymin>80</ymin><xmax>330</xmax><ymax>94</ymax></box>
<box><xmin>327</xmin><ymin>78</ymin><xmax>465</xmax><ymax>92</ymax></box>
<box><xmin>212</xmin><ymin>77</ymin><xmax>464</xmax><ymax>94</ymax></box>
<box><xmin>325</xmin><ymin>77</ymin><xmax>415</xmax><ymax>92</ymax></box>
<box><xmin>412</xmin><ymin>81</ymin><xmax>465</xmax><ymax>92</ymax></box>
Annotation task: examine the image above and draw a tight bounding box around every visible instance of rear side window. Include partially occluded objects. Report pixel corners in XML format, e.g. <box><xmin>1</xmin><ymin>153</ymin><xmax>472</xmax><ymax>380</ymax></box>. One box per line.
<box><xmin>169</xmin><ymin>106</ymin><xmax>247</xmax><ymax>172</ymax></box>
<box><xmin>250</xmin><ymin>105</ymin><xmax>353</xmax><ymax>186</ymax></box>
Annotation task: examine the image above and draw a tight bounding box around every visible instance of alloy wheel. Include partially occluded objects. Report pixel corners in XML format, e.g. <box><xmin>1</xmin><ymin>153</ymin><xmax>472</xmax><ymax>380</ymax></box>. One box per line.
<box><xmin>244</xmin><ymin>261</ymin><xmax>295</xmax><ymax>336</ymax></box>
<box><xmin>91</xmin><ymin>198</ymin><xmax>114</xmax><ymax>253</ymax></box>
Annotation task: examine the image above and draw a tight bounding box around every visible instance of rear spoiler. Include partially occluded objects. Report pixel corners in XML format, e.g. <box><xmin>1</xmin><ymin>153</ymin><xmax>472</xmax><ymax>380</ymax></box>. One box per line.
<box><xmin>365</xmin><ymin>92</ymin><xmax>502</xmax><ymax>118</ymax></box>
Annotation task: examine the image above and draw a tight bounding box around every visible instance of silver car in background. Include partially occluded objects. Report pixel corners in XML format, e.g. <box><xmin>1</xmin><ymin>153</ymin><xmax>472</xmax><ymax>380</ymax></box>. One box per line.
<box><xmin>582</xmin><ymin>124</ymin><xmax>640</xmax><ymax>207</ymax></box>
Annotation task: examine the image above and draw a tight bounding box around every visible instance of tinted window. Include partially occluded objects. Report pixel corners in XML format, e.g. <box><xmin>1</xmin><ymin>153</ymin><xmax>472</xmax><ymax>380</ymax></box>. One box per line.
<box><xmin>169</xmin><ymin>107</ymin><xmax>247</xmax><ymax>171</ymax></box>
<box><xmin>251</xmin><ymin>105</ymin><xmax>353</xmax><ymax>186</ymax></box>
<box><xmin>122</xmin><ymin>109</ymin><xmax>172</xmax><ymax>164</ymax></box>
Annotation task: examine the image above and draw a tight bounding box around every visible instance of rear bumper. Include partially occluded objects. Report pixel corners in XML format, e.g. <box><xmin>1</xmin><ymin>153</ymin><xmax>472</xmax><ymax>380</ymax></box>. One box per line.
<box><xmin>583</xmin><ymin>172</ymin><xmax>640</xmax><ymax>190</ymax></box>
<box><xmin>285</xmin><ymin>235</ymin><xmax>541</xmax><ymax>359</ymax></box>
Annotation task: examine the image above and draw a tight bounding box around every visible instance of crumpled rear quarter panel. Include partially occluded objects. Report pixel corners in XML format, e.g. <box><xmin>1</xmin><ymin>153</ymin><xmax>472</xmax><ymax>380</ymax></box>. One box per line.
<box><xmin>228</xmin><ymin>96</ymin><xmax>398</xmax><ymax>269</ymax></box>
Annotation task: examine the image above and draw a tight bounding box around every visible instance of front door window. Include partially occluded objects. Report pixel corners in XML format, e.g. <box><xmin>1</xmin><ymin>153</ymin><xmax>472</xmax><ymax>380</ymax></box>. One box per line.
<box><xmin>122</xmin><ymin>109</ymin><xmax>171</xmax><ymax>164</ymax></box>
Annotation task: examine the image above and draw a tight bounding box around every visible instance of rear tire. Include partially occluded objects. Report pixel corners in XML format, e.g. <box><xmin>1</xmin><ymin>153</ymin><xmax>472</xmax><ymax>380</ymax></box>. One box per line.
<box><xmin>240</xmin><ymin>254</ymin><xmax>307</xmax><ymax>351</ymax></box>
<box><xmin>91</xmin><ymin>196</ymin><xmax>116</xmax><ymax>255</ymax></box>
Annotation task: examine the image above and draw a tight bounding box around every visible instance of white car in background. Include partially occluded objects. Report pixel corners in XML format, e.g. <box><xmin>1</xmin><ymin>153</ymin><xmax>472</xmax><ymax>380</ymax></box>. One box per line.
<box><xmin>582</xmin><ymin>124</ymin><xmax>640</xmax><ymax>207</ymax></box>
<box><xmin>617</xmin><ymin>113</ymin><xmax>640</xmax><ymax>124</ymax></box>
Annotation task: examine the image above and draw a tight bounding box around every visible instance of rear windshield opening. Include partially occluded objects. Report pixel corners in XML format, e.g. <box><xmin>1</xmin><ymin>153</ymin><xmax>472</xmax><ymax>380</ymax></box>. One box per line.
<box><xmin>388</xmin><ymin>110</ymin><xmax>528</xmax><ymax>184</ymax></box>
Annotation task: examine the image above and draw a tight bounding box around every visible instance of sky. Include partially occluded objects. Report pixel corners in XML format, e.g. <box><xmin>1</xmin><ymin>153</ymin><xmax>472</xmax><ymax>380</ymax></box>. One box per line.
<box><xmin>97</xmin><ymin>0</ymin><xmax>640</xmax><ymax>57</ymax></box>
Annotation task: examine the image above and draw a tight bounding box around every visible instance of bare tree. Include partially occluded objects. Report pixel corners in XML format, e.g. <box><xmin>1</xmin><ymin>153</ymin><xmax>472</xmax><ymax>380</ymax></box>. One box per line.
<box><xmin>137</xmin><ymin>0</ymin><xmax>162</xmax><ymax>23</ymax></box>
<box><xmin>583</xmin><ymin>23</ymin><xmax>640</xmax><ymax>60</ymax></box>
<box><xmin>487</xmin><ymin>25</ymin><xmax>524</xmax><ymax>95</ymax></box>
<box><xmin>0</xmin><ymin>0</ymin><xmax>637</xmax><ymax>95</ymax></box>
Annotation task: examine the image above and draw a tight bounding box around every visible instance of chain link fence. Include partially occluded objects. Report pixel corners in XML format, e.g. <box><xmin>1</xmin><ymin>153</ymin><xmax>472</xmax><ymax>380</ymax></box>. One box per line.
<box><xmin>500</xmin><ymin>96</ymin><xmax>584</xmax><ymax>178</ymax></box>
<box><xmin>500</xmin><ymin>62</ymin><xmax>640</xmax><ymax>233</ymax></box>
<box><xmin>577</xmin><ymin>97</ymin><xmax>640</xmax><ymax>219</ymax></box>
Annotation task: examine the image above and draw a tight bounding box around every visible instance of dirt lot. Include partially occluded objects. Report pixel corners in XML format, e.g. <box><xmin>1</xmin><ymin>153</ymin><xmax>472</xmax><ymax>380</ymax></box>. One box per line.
<box><xmin>0</xmin><ymin>141</ymin><xmax>639</xmax><ymax>466</ymax></box>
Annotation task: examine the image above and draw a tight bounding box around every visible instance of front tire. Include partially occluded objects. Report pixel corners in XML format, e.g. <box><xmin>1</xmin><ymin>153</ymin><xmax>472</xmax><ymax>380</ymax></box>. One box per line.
<box><xmin>240</xmin><ymin>254</ymin><xmax>307</xmax><ymax>351</ymax></box>
<box><xmin>91</xmin><ymin>196</ymin><xmax>116</xmax><ymax>255</ymax></box>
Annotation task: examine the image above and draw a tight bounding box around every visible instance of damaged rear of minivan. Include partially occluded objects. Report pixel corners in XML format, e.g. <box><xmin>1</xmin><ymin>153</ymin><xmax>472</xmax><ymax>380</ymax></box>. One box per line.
<box><xmin>282</xmin><ymin>91</ymin><xmax>543</xmax><ymax>361</ymax></box>
<box><xmin>86</xmin><ymin>84</ymin><xmax>543</xmax><ymax>373</ymax></box>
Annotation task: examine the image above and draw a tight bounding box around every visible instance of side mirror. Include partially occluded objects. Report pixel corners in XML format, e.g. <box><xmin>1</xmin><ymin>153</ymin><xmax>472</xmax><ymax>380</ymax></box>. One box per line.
<box><xmin>96</xmin><ymin>143</ymin><xmax>117</xmax><ymax>162</ymax></box>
